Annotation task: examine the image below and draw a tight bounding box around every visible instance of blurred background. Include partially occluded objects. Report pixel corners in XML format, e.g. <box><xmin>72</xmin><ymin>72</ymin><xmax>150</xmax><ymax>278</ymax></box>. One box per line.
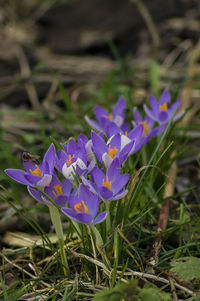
<box><xmin>0</xmin><ymin>0</ymin><xmax>199</xmax><ymax>180</ymax></box>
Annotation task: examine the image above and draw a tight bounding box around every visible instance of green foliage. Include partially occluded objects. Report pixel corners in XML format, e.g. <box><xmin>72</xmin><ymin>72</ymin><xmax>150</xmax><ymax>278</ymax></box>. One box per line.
<box><xmin>171</xmin><ymin>257</ymin><xmax>200</xmax><ymax>281</ymax></box>
<box><xmin>138</xmin><ymin>286</ymin><xmax>172</xmax><ymax>301</ymax></box>
<box><xmin>93</xmin><ymin>280</ymin><xmax>139</xmax><ymax>301</ymax></box>
<box><xmin>93</xmin><ymin>280</ymin><xmax>172</xmax><ymax>301</ymax></box>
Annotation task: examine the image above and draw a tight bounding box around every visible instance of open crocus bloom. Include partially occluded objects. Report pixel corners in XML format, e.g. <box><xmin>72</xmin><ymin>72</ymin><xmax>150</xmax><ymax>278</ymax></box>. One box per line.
<box><xmin>82</xmin><ymin>158</ymin><xmax>129</xmax><ymax>201</ymax></box>
<box><xmin>56</xmin><ymin>139</ymin><xmax>88</xmax><ymax>181</ymax></box>
<box><xmin>91</xmin><ymin>131</ymin><xmax>135</xmax><ymax>168</ymax></box>
<box><xmin>5</xmin><ymin>143</ymin><xmax>55</xmax><ymax>188</ymax></box>
<box><xmin>28</xmin><ymin>174</ymin><xmax>73</xmax><ymax>206</ymax></box>
<box><xmin>85</xmin><ymin>96</ymin><xmax>126</xmax><ymax>136</ymax></box>
<box><xmin>61</xmin><ymin>184</ymin><xmax>107</xmax><ymax>225</ymax></box>
<box><xmin>143</xmin><ymin>89</ymin><xmax>184</xmax><ymax>124</ymax></box>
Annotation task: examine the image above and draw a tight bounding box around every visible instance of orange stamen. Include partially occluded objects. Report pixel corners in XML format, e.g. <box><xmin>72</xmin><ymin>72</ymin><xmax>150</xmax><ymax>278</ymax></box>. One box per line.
<box><xmin>102</xmin><ymin>176</ymin><xmax>111</xmax><ymax>190</ymax></box>
<box><xmin>138</xmin><ymin>121</ymin><xmax>151</xmax><ymax>136</ymax></box>
<box><xmin>108</xmin><ymin>144</ymin><xmax>118</xmax><ymax>159</ymax></box>
<box><xmin>74</xmin><ymin>201</ymin><xmax>88</xmax><ymax>213</ymax></box>
<box><xmin>29</xmin><ymin>165</ymin><xmax>42</xmax><ymax>178</ymax></box>
<box><xmin>159</xmin><ymin>103</ymin><xmax>168</xmax><ymax>111</ymax></box>
<box><xmin>66</xmin><ymin>154</ymin><xmax>74</xmax><ymax>166</ymax></box>
<box><xmin>52</xmin><ymin>184</ymin><xmax>63</xmax><ymax>197</ymax></box>
<box><xmin>104</xmin><ymin>113</ymin><xmax>113</xmax><ymax>121</ymax></box>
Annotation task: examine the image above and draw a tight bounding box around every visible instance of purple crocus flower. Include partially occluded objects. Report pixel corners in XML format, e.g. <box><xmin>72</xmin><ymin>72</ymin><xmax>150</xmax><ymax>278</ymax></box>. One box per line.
<box><xmin>107</xmin><ymin>123</ymin><xmax>144</xmax><ymax>155</ymax></box>
<box><xmin>5</xmin><ymin>143</ymin><xmax>55</xmax><ymax>188</ymax></box>
<box><xmin>144</xmin><ymin>89</ymin><xmax>184</xmax><ymax>125</ymax></box>
<box><xmin>56</xmin><ymin>138</ymin><xmax>88</xmax><ymax>181</ymax></box>
<box><xmin>82</xmin><ymin>158</ymin><xmax>129</xmax><ymax>201</ymax></box>
<box><xmin>28</xmin><ymin>174</ymin><xmax>73</xmax><ymax>206</ymax></box>
<box><xmin>91</xmin><ymin>131</ymin><xmax>135</xmax><ymax>168</ymax></box>
<box><xmin>85</xmin><ymin>96</ymin><xmax>126</xmax><ymax>136</ymax></box>
<box><xmin>61</xmin><ymin>184</ymin><xmax>107</xmax><ymax>225</ymax></box>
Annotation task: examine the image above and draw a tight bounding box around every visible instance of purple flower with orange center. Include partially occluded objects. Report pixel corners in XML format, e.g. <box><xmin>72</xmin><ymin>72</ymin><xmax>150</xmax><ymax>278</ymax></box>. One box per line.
<box><xmin>144</xmin><ymin>89</ymin><xmax>184</xmax><ymax>125</ymax></box>
<box><xmin>91</xmin><ymin>131</ymin><xmax>135</xmax><ymax>168</ymax></box>
<box><xmin>28</xmin><ymin>174</ymin><xmax>73</xmax><ymax>206</ymax></box>
<box><xmin>56</xmin><ymin>138</ymin><xmax>88</xmax><ymax>181</ymax></box>
<box><xmin>82</xmin><ymin>158</ymin><xmax>129</xmax><ymax>201</ymax></box>
<box><xmin>61</xmin><ymin>184</ymin><xmax>107</xmax><ymax>225</ymax></box>
<box><xmin>85</xmin><ymin>96</ymin><xmax>126</xmax><ymax>136</ymax></box>
<box><xmin>5</xmin><ymin>144</ymin><xmax>55</xmax><ymax>188</ymax></box>
<box><xmin>107</xmin><ymin>123</ymin><xmax>144</xmax><ymax>154</ymax></box>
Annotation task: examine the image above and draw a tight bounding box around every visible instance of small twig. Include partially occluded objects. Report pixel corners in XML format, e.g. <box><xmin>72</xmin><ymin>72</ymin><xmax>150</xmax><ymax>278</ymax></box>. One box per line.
<box><xmin>118</xmin><ymin>269</ymin><xmax>196</xmax><ymax>296</ymax></box>
<box><xmin>71</xmin><ymin>250</ymin><xmax>111</xmax><ymax>278</ymax></box>
<box><xmin>169</xmin><ymin>277</ymin><xmax>179</xmax><ymax>301</ymax></box>
<box><xmin>0</xmin><ymin>251</ymin><xmax>50</xmax><ymax>288</ymax></box>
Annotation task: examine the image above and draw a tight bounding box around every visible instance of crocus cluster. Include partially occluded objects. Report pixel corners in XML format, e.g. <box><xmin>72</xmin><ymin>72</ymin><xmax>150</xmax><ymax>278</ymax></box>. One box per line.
<box><xmin>5</xmin><ymin>89</ymin><xmax>184</xmax><ymax>225</ymax></box>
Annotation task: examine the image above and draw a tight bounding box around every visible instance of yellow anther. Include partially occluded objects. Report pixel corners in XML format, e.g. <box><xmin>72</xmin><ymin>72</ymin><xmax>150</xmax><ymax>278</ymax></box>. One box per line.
<box><xmin>81</xmin><ymin>200</ymin><xmax>88</xmax><ymax>213</ymax></box>
<box><xmin>124</xmin><ymin>131</ymin><xmax>127</xmax><ymax>136</ymax></box>
<box><xmin>104</xmin><ymin>113</ymin><xmax>113</xmax><ymax>121</ymax></box>
<box><xmin>138</xmin><ymin>121</ymin><xmax>151</xmax><ymax>136</ymax></box>
<box><xmin>29</xmin><ymin>165</ymin><xmax>42</xmax><ymax>178</ymax></box>
<box><xmin>74</xmin><ymin>201</ymin><xmax>88</xmax><ymax>213</ymax></box>
<box><xmin>52</xmin><ymin>184</ymin><xmax>63</xmax><ymax>197</ymax></box>
<box><xmin>74</xmin><ymin>203</ymin><xmax>83</xmax><ymax>213</ymax></box>
<box><xmin>102</xmin><ymin>176</ymin><xmax>111</xmax><ymax>190</ymax></box>
<box><xmin>66</xmin><ymin>154</ymin><xmax>74</xmax><ymax>166</ymax></box>
<box><xmin>159</xmin><ymin>103</ymin><xmax>168</xmax><ymax>111</ymax></box>
<box><xmin>108</xmin><ymin>144</ymin><xmax>118</xmax><ymax>159</ymax></box>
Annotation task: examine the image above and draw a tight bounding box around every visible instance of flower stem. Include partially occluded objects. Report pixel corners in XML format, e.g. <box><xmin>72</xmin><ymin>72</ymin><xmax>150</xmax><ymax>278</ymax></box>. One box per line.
<box><xmin>48</xmin><ymin>205</ymin><xmax>68</xmax><ymax>278</ymax></box>
<box><xmin>106</xmin><ymin>202</ymin><xmax>111</xmax><ymax>235</ymax></box>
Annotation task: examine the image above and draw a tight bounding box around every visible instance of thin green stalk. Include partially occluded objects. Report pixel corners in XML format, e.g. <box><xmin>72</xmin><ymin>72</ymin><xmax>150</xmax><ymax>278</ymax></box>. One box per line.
<box><xmin>106</xmin><ymin>202</ymin><xmax>111</xmax><ymax>235</ymax></box>
<box><xmin>48</xmin><ymin>205</ymin><xmax>69</xmax><ymax>278</ymax></box>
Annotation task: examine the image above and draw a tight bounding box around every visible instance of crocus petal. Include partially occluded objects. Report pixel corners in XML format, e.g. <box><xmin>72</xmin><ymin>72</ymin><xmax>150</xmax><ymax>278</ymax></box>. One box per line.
<box><xmin>37</xmin><ymin>174</ymin><xmax>52</xmax><ymax>187</ymax></box>
<box><xmin>143</xmin><ymin>104</ymin><xmax>157</xmax><ymax>121</ymax></box>
<box><xmin>91</xmin><ymin>131</ymin><xmax>107</xmax><ymax>161</ymax></box>
<box><xmin>99</xmin><ymin>186</ymin><xmax>113</xmax><ymax>200</ymax></box>
<box><xmin>81</xmin><ymin>176</ymin><xmax>97</xmax><ymax>194</ymax></box>
<box><xmin>27</xmin><ymin>186</ymin><xmax>45</xmax><ymax>203</ymax></box>
<box><xmin>173</xmin><ymin>110</ymin><xmax>184</xmax><ymax>121</ymax></box>
<box><xmin>102</xmin><ymin>153</ymin><xmax>113</xmax><ymax>169</ymax></box>
<box><xmin>158</xmin><ymin>110</ymin><xmax>168</xmax><ymax>123</ymax></box>
<box><xmin>62</xmin><ymin>208</ymin><xmax>93</xmax><ymax>224</ymax></box>
<box><xmin>107</xmin><ymin>158</ymin><xmax>120</xmax><ymax>180</ymax></box>
<box><xmin>112</xmin><ymin>173</ymin><xmax>129</xmax><ymax>194</ymax></box>
<box><xmin>149</xmin><ymin>95</ymin><xmax>159</xmax><ymax>113</ymax></box>
<box><xmin>91</xmin><ymin>211</ymin><xmax>107</xmax><ymax>225</ymax></box>
<box><xmin>112</xmin><ymin>96</ymin><xmax>126</xmax><ymax>119</ymax></box>
<box><xmin>128</xmin><ymin>124</ymin><xmax>143</xmax><ymax>141</ymax></box>
<box><xmin>62</xmin><ymin>178</ymin><xmax>73</xmax><ymax>195</ymax></box>
<box><xmin>95</xmin><ymin>105</ymin><xmax>109</xmax><ymax>123</ymax></box>
<box><xmin>43</xmin><ymin>143</ymin><xmax>55</xmax><ymax>174</ymax></box>
<box><xmin>113</xmin><ymin>115</ymin><xmax>124</xmax><ymax>127</ymax></box>
<box><xmin>107</xmin><ymin>122</ymin><xmax>121</xmax><ymax>137</ymax></box>
<box><xmin>133</xmin><ymin>107</ymin><xmax>142</xmax><ymax>122</ymax></box>
<box><xmin>111</xmin><ymin>189</ymin><xmax>128</xmax><ymax>200</ymax></box>
<box><xmin>55</xmin><ymin>195</ymin><xmax>68</xmax><ymax>206</ymax></box>
<box><xmin>5</xmin><ymin>169</ymin><xmax>30</xmax><ymax>186</ymax></box>
<box><xmin>92</xmin><ymin>166</ymin><xmax>105</xmax><ymax>187</ymax></box>
<box><xmin>120</xmin><ymin>139</ymin><xmax>135</xmax><ymax>156</ymax></box>
<box><xmin>84</xmin><ymin>116</ymin><xmax>102</xmax><ymax>132</ymax></box>
<box><xmin>160</xmin><ymin>88</ymin><xmax>171</xmax><ymax>104</ymax></box>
